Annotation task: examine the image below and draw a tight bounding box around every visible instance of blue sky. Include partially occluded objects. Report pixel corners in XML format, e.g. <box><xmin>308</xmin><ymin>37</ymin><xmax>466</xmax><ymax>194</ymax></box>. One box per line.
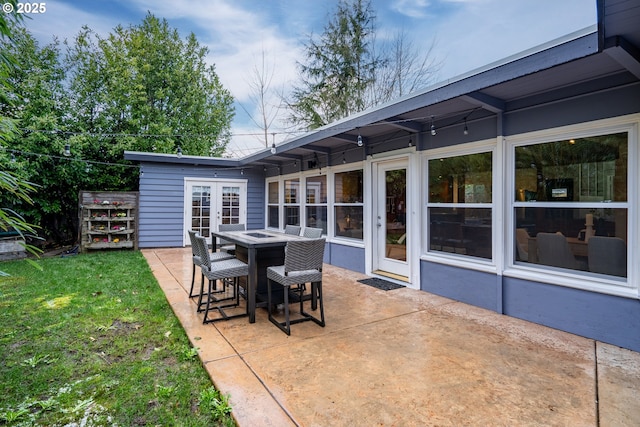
<box><xmin>24</xmin><ymin>0</ymin><xmax>597</xmax><ymax>156</ymax></box>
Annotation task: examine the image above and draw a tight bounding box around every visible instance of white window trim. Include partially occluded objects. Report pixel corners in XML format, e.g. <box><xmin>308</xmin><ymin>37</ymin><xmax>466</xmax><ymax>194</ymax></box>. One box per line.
<box><xmin>421</xmin><ymin>139</ymin><xmax>498</xmax><ymax>273</ymax></box>
<box><xmin>183</xmin><ymin>177</ymin><xmax>248</xmax><ymax>246</ymax></box>
<box><xmin>503</xmin><ymin>114</ymin><xmax>639</xmax><ymax>299</ymax></box>
<box><xmin>265</xmin><ymin>177</ymin><xmax>281</xmax><ymax>230</ymax></box>
<box><xmin>331</xmin><ymin>163</ymin><xmax>366</xmax><ymax>246</ymax></box>
<box><xmin>264</xmin><ymin>166</ymin><xmax>369</xmax><ymax>247</ymax></box>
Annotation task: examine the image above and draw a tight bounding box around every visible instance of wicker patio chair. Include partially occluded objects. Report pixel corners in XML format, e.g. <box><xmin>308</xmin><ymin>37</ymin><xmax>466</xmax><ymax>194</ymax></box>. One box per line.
<box><xmin>266</xmin><ymin>238</ymin><xmax>326</xmax><ymax>335</ymax></box>
<box><xmin>194</xmin><ymin>235</ymin><xmax>249</xmax><ymax>323</ymax></box>
<box><xmin>216</xmin><ymin>223</ymin><xmax>245</xmax><ymax>254</ymax></box>
<box><xmin>187</xmin><ymin>230</ymin><xmax>234</xmax><ymax>299</ymax></box>
<box><xmin>284</xmin><ymin>224</ymin><xmax>302</xmax><ymax>235</ymax></box>
<box><xmin>302</xmin><ymin>227</ymin><xmax>323</xmax><ymax>238</ymax></box>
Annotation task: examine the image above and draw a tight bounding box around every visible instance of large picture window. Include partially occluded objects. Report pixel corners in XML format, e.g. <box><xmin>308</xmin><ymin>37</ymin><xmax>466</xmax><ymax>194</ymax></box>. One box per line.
<box><xmin>334</xmin><ymin>170</ymin><xmax>364</xmax><ymax>239</ymax></box>
<box><xmin>513</xmin><ymin>132</ymin><xmax>628</xmax><ymax>278</ymax></box>
<box><xmin>427</xmin><ymin>151</ymin><xmax>493</xmax><ymax>259</ymax></box>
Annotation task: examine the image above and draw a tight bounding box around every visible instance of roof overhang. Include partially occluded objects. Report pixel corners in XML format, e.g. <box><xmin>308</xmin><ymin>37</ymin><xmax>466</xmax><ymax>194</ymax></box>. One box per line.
<box><xmin>124</xmin><ymin>150</ymin><xmax>240</xmax><ymax>167</ymax></box>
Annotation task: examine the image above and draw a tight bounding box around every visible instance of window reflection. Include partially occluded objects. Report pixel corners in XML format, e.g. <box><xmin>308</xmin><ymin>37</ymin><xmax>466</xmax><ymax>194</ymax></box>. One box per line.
<box><xmin>335</xmin><ymin>170</ymin><xmax>364</xmax><ymax>240</ymax></box>
<box><xmin>429</xmin><ymin>152</ymin><xmax>492</xmax><ymax>203</ymax></box>
<box><xmin>515</xmin><ymin>133</ymin><xmax>627</xmax><ymax>202</ymax></box>
<box><xmin>267</xmin><ymin>181</ymin><xmax>279</xmax><ymax>228</ymax></box>
<box><xmin>429</xmin><ymin>207</ymin><xmax>492</xmax><ymax>259</ymax></box>
<box><xmin>306</xmin><ymin>176</ymin><xmax>327</xmax><ymax>234</ymax></box>
<box><xmin>335</xmin><ymin>206</ymin><xmax>363</xmax><ymax>239</ymax></box>
<box><xmin>335</xmin><ymin>170</ymin><xmax>363</xmax><ymax>203</ymax></box>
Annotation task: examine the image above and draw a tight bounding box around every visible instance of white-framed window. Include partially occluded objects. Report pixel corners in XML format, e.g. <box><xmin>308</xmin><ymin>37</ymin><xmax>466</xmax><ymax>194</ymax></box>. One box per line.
<box><xmin>267</xmin><ymin>180</ymin><xmax>280</xmax><ymax>229</ymax></box>
<box><xmin>264</xmin><ymin>166</ymin><xmax>363</xmax><ymax>239</ymax></box>
<box><xmin>306</xmin><ymin>175</ymin><xmax>328</xmax><ymax>234</ymax></box>
<box><xmin>425</xmin><ymin>145</ymin><xmax>494</xmax><ymax>261</ymax></box>
<box><xmin>510</xmin><ymin>125</ymin><xmax>632</xmax><ymax>286</ymax></box>
<box><xmin>334</xmin><ymin>169</ymin><xmax>364</xmax><ymax>240</ymax></box>
<box><xmin>284</xmin><ymin>177</ymin><xmax>300</xmax><ymax>226</ymax></box>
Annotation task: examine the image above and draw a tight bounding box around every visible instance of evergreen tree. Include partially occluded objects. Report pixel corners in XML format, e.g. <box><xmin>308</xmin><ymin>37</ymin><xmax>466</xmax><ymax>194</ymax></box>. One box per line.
<box><xmin>288</xmin><ymin>0</ymin><xmax>382</xmax><ymax>129</ymax></box>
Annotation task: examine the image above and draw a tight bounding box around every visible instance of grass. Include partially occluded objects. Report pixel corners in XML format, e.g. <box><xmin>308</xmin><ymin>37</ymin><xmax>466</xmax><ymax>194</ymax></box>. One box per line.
<box><xmin>0</xmin><ymin>251</ymin><xmax>235</xmax><ymax>426</ymax></box>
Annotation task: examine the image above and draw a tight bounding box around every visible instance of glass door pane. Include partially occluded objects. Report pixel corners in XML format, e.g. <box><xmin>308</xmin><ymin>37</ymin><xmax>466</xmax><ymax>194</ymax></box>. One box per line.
<box><xmin>191</xmin><ymin>185</ymin><xmax>211</xmax><ymax>238</ymax></box>
<box><xmin>220</xmin><ymin>186</ymin><xmax>241</xmax><ymax>225</ymax></box>
<box><xmin>385</xmin><ymin>169</ymin><xmax>406</xmax><ymax>261</ymax></box>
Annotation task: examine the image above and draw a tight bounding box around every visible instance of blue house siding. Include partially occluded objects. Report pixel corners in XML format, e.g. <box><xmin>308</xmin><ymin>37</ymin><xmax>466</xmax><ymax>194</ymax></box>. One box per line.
<box><xmin>503</xmin><ymin>277</ymin><xmax>640</xmax><ymax>353</ymax></box>
<box><xmin>137</xmin><ymin>163</ymin><xmax>265</xmax><ymax>248</ymax></box>
<box><xmin>329</xmin><ymin>243</ymin><xmax>365</xmax><ymax>273</ymax></box>
<box><xmin>420</xmin><ymin>261</ymin><xmax>499</xmax><ymax>311</ymax></box>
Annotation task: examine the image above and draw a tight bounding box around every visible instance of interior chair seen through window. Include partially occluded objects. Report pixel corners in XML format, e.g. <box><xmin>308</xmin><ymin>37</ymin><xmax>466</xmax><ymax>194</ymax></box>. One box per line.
<box><xmin>588</xmin><ymin>236</ymin><xmax>627</xmax><ymax>277</ymax></box>
<box><xmin>515</xmin><ymin>228</ymin><xmax>530</xmax><ymax>261</ymax></box>
<box><xmin>536</xmin><ymin>232</ymin><xmax>579</xmax><ymax>270</ymax></box>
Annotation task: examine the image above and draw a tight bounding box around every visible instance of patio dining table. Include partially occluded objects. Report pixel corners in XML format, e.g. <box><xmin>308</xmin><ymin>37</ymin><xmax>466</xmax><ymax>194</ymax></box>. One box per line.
<box><xmin>210</xmin><ymin>229</ymin><xmax>310</xmax><ymax>323</ymax></box>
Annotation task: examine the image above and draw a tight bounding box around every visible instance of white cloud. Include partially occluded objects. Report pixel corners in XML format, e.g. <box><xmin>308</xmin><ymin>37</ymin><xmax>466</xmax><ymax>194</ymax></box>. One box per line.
<box><xmin>390</xmin><ymin>0</ymin><xmax>432</xmax><ymax>18</ymax></box>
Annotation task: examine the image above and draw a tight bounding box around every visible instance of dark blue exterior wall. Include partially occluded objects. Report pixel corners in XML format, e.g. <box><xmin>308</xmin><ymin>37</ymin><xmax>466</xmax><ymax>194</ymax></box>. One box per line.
<box><xmin>138</xmin><ymin>162</ymin><xmax>265</xmax><ymax>247</ymax></box>
<box><xmin>420</xmin><ymin>261</ymin><xmax>499</xmax><ymax>311</ymax></box>
<box><xmin>503</xmin><ymin>277</ymin><xmax>640</xmax><ymax>352</ymax></box>
<box><xmin>328</xmin><ymin>243</ymin><xmax>365</xmax><ymax>273</ymax></box>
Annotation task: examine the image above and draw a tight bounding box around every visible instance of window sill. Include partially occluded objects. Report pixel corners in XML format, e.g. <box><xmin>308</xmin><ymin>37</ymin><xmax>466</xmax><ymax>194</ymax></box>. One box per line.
<box><xmin>420</xmin><ymin>252</ymin><xmax>497</xmax><ymax>274</ymax></box>
<box><xmin>328</xmin><ymin>237</ymin><xmax>365</xmax><ymax>249</ymax></box>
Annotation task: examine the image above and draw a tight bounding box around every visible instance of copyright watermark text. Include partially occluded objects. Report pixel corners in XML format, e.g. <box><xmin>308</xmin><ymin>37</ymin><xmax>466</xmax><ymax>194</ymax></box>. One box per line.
<box><xmin>2</xmin><ymin>2</ymin><xmax>47</xmax><ymax>14</ymax></box>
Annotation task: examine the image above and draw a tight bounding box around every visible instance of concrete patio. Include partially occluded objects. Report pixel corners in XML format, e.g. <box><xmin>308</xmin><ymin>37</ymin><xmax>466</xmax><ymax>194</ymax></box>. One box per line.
<box><xmin>143</xmin><ymin>247</ymin><xmax>640</xmax><ymax>426</ymax></box>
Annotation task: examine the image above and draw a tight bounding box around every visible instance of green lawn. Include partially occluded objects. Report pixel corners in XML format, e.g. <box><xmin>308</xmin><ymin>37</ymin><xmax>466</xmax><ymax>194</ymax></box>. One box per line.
<box><xmin>0</xmin><ymin>251</ymin><xmax>235</xmax><ymax>426</ymax></box>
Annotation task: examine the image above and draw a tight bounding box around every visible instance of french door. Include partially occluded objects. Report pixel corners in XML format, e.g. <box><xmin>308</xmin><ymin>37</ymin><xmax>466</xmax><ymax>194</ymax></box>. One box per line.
<box><xmin>184</xmin><ymin>179</ymin><xmax>247</xmax><ymax>245</ymax></box>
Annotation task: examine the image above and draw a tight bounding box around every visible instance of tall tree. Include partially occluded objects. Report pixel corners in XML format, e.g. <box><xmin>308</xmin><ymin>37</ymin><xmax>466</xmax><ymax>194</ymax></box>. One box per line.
<box><xmin>288</xmin><ymin>0</ymin><xmax>382</xmax><ymax>129</ymax></box>
<box><xmin>287</xmin><ymin>0</ymin><xmax>440</xmax><ymax>130</ymax></box>
<box><xmin>369</xmin><ymin>29</ymin><xmax>441</xmax><ymax>104</ymax></box>
<box><xmin>66</xmin><ymin>13</ymin><xmax>235</xmax><ymax>159</ymax></box>
<box><xmin>244</xmin><ymin>49</ymin><xmax>282</xmax><ymax>148</ymax></box>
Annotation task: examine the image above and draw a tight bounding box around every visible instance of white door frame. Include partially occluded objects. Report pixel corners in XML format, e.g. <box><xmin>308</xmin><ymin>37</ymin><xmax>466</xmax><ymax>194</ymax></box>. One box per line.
<box><xmin>370</xmin><ymin>152</ymin><xmax>417</xmax><ymax>284</ymax></box>
<box><xmin>183</xmin><ymin>178</ymin><xmax>247</xmax><ymax>246</ymax></box>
